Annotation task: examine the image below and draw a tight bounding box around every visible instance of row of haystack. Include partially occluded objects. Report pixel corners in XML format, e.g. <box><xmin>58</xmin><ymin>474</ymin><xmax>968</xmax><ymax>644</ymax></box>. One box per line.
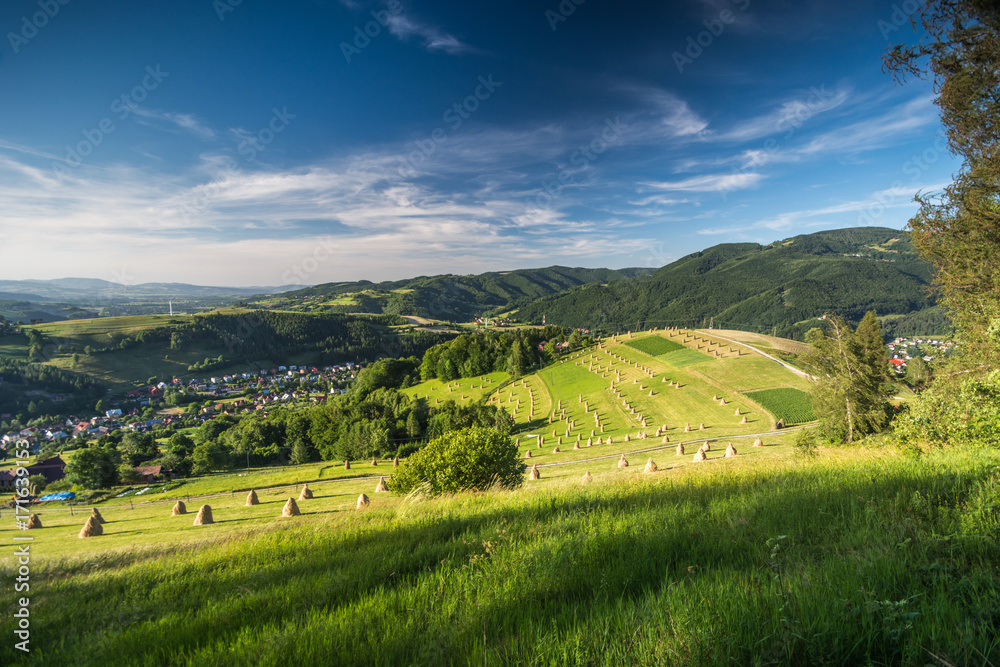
<box><xmin>343</xmin><ymin>458</ymin><xmax>398</xmax><ymax>470</ymax></box>
<box><xmin>156</xmin><ymin>478</ymin><xmax>391</xmax><ymax>528</ymax></box>
<box><xmin>525</xmin><ymin>437</ymin><xmax>767</xmax><ymax>482</ymax></box>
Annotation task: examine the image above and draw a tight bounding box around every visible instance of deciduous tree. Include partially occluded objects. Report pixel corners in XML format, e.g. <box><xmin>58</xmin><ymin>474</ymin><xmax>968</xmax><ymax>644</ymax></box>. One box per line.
<box><xmin>885</xmin><ymin>0</ymin><xmax>1000</xmax><ymax>370</ymax></box>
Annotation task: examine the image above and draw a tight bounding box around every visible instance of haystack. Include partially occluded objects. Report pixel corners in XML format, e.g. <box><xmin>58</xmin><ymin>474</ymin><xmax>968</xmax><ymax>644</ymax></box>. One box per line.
<box><xmin>528</xmin><ymin>465</ymin><xmax>540</xmax><ymax>480</ymax></box>
<box><xmin>643</xmin><ymin>458</ymin><xmax>658</xmax><ymax>473</ymax></box>
<box><xmin>91</xmin><ymin>508</ymin><xmax>106</xmax><ymax>524</ymax></box>
<box><xmin>699</xmin><ymin>423</ymin><xmax>706</xmax><ymax>430</ymax></box>
<box><xmin>299</xmin><ymin>484</ymin><xmax>313</xmax><ymax>501</ymax></box>
<box><xmin>725</xmin><ymin>443</ymin><xmax>737</xmax><ymax>458</ymax></box>
<box><xmin>246</xmin><ymin>490</ymin><xmax>260</xmax><ymax>506</ymax></box>
<box><xmin>753</xmin><ymin>437</ymin><xmax>764</xmax><ymax>447</ymax></box>
<box><xmin>703</xmin><ymin>441</ymin><xmax>711</xmax><ymax>451</ymax></box>
<box><xmin>375</xmin><ymin>476</ymin><xmax>388</xmax><ymax>493</ymax></box>
<box><xmin>356</xmin><ymin>493</ymin><xmax>370</xmax><ymax>509</ymax></box>
<box><xmin>193</xmin><ymin>505</ymin><xmax>214</xmax><ymax>525</ymax></box>
<box><xmin>741</xmin><ymin>416</ymin><xmax>748</xmax><ymax>424</ymax></box>
<box><xmin>282</xmin><ymin>498</ymin><xmax>301</xmax><ymax>517</ymax></box>
<box><xmin>344</xmin><ymin>460</ymin><xmax>351</xmax><ymax>470</ymax></box>
<box><xmin>618</xmin><ymin>455</ymin><xmax>628</xmax><ymax>469</ymax></box>
<box><xmin>624</xmin><ymin>434</ymin><xmax>630</xmax><ymax>443</ymax></box>
<box><xmin>27</xmin><ymin>513</ymin><xmax>42</xmax><ymax>529</ymax></box>
<box><xmin>597</xmin><ymin>437</ymin><xmax>603</xmax><ymax>445</ymax></box>
<box><xmin>78</xmin><ymin>516</ymin><xmax>102</xmax><ymax>538</ymax></box>
<box><xmin>662</xmin><ymin>435</ymin><xmax>670</xmax><ymax>444</ymax></box>
<box><xmin>587</xmin><ymin>437</ymin><xmax>593</xmax><ymax>446</ymax></box>
<box><xmin>525</xmin><ymin>449</ymin><xmax>532</xmax><ymax>458</ymax></box>
<box><xmin>684</xmin><ymin>423</ymin><xmax>691</xmax><ymax>432</ymax></box>
<box><xmin>172</xmin><ymin>500</ymin><xmax>187</xmax><ymax>515</ymax></box>
<box><xmin>371</xmin><ymin>458</ymin><xmax>378</xmax><ymax>466</ymax></box>
<box><xmin>676</xmin><ymin>443</ymin><xmax>685</xmax><ymax>456</ymax></box>
<box><xmin>393</xmin><ymin>457</ymin><xmax>399</xmax><ymax>468</ymax></box>
<box><xmin>693</xmin><ymin>449</ymin><xmax>706</xmax><ymax>462</ymax></box>
<box><xmin>719</xmin><ymin>398</ymin><xmax>726</xmax><ymax>406</ymax></box>
<box><xmin>573</xmin><ymin>442</ymin><xmax>580</xmax><ymax>450</ymax></box>
<box><xmin>552</xmin><ymin>446</ymin><xmax>561</xmax><ymax>453</ymax></box>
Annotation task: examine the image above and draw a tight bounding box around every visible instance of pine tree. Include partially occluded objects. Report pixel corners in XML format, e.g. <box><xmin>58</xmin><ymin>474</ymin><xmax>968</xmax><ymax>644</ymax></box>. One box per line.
<box><xmin>406</xmin><ymin>411</ymin><xmax>421</xmax><ymax>438</ymax></box>
<box><xmin>804</xmin><ymin>312</ymin><xmax>891</xmax><ymax>442</ymax></box>
<box><xmin>290</xmin><ymin>438</ymin><xmax>311</xmax><ymax>465</ymax></box>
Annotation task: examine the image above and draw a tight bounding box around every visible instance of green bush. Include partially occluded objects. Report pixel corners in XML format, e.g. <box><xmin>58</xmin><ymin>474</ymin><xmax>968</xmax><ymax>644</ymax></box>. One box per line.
<box><xmin>893</xmin><ymin>369</ymin><xmax>1000</xmax><ymax>448</ymax></box>
<box><xmin>793</xmin><ymin>429</ymin><xmax>818</xmax><ymax>458</ymax></box>
<box><xmin>387</xmin><ymin>426</ymin><xmax>525</xmax><ymax>496</ymax></box>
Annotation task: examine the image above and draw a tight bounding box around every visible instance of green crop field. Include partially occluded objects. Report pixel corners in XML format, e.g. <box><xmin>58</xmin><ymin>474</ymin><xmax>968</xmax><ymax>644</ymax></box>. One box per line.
<box><xmin>0</xmin><ymin>334</ymin><xmax>29</xmax><ymax>359</ymax></box>
<box><xmin>2</xmin><ymin>443</ymin><xmax>997</xmax><ymax>666</ymax></box>
<box><xmin>693</xmin><ymin>355</ymin><xmax>811</xmax><ymax>393</ymax></box>
<box><xmin>744</xmin><ymin>388</ymin><xmax>816</xmax><ymax>424</ymax></box>
<box><xmin>622</xmin><ymin>335</ymin><xmax>684</xmax><ymax>357</ymax></box>
<box><xmin>658</xmin><ymin>347</ymin><xmax>714</xmax><ymax>367</ymax></box>
<box><xmin>401</xmin><ymin>372</ymin><xmax>508</xmax><ymax>405</ymax></box>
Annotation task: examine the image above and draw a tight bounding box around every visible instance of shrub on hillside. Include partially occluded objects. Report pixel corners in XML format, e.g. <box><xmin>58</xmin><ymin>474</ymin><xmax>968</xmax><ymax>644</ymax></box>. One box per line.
<box><xmin>387</xmin><ymin>426</ymin><xmax>524</xmax><ymax>496</ymax></box>
<box><xmin>893</xmin><ymin>369</ymin><xmax>1000</xmax><ymax>448</ymax></box>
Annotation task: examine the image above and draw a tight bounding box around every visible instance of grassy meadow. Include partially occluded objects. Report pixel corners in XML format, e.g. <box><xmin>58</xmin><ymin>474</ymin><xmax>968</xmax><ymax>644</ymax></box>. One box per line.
<box><xmin>2</xmin><ymin>442</ymin><xmax>997</xmax><ymax>666</ymax></box>
<box><xmin>401</xmin><ymin>372</ymin><xmax>509</xmax><ymax>405</ymax></box>
<box><xmin>6</xmin><ymin>328</ymin><xmax>991</xmax><ymax>665</ymax></box>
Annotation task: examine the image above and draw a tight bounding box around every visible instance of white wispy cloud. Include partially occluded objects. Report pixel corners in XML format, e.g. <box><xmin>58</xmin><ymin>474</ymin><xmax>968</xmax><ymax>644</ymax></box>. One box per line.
<box><xmin>132</xmin><ymin>108</ymin><xmax>216</xmax><ymax>140</ymax></box>
<box><xmin>619</xmin><ymin>85</ymin><xmax>709</xmax><ymax>141</ymax></box>
<box><xmin>797</xmin><ymin>94</ymin><xmax>938</xmax><ymax>156</ymax></box>
<box><xmin>642</xmin><ymin>172</ymin><xmax>764</xmax><ymax>192</ymax></box>
<box><xmin>385</xmin><ymin>13</ymin><xmax>479</xmax><ymax>55</ymax></box>
<box><xmin>719</xmin><ymin>86</ymin><xmax>852</xmax><ymax>142</ymax></box>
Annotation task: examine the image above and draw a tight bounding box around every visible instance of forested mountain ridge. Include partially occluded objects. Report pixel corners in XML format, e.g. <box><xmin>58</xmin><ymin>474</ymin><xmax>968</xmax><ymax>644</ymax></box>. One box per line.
<box><xmin>258</xmin><ymin>266</ymin><xmax>654</xmax><ymax>320</ymax></box>
<box><xmin>515</xmin><ymin>227</ymin><xmax>942</xmax><ymax>339</ymax></box>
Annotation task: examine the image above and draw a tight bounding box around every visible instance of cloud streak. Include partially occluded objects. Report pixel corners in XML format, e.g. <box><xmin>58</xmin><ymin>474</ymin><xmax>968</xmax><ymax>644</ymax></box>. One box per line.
<box><xmin>385</xmin><ymin>13</ymin><xmax>479</xmax><ymax>55</ymax></box>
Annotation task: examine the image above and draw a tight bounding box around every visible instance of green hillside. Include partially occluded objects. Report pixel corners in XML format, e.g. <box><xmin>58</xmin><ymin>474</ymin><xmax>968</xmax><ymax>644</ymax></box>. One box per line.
<box><xmin>10</xmin><ymin>310</ymin><xmax>452</xmax><ymax>391</ymax></box>
<box><xmin>516</xmin><ymin>227</ymin><xmax>947</xmax><ymax>338</ymax></box>
<box><xmin>253</xmin><ymin>265</ymin><xmax>654</xmax><ymax>320</ymax></box>
<box><xmin>403</xmin><ymin>328</ymin><xmax>813</xmax><ymax>461</ymax></box>
<box><xmin>3</xmin><ymin>439</ymin><xmax>996</xmax><ymax>665</ymax></box>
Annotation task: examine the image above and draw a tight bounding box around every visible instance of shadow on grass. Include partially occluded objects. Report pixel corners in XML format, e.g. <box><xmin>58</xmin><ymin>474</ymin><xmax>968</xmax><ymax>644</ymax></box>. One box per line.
<box><xmin>16</xmin><ymin>452</ymin><xmax>1000</xmax><ymax>667</ymax></box>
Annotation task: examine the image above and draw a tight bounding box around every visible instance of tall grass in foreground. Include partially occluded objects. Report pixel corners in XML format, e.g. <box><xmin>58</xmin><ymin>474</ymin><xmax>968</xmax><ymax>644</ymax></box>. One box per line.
<box><xmin>3</xmin><ymin>446</ymin><xmax>999</xmax><ymax>666</ymax></box>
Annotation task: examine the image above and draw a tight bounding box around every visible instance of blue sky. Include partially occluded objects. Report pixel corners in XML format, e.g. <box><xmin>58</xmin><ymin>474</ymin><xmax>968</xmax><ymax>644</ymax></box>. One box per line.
<box><xmin>0</xmin><ymin>0</ymin><xmax>958</xmax><ymax>287</ymax></box>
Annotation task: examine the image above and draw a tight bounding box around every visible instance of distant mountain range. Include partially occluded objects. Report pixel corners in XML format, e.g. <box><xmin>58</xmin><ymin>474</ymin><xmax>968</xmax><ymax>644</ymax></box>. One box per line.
<box><xmin>3</xmin><ymin>228</ymin><xmax>948</xmax><ymax>339</ymax></box>
<box><xmin>514</xmin><ymin>227</ymin><xmax>946</xmax><ymax>339</ymax></box>
<box><xmin>0</xmin><ymin>279</ymin><xmax>306</xmax><ymax>304</ymax></box>
<box><xmin>0</xmin><ymin>279</ymin><xmax>308</xmax><ymax>323</ymax></box>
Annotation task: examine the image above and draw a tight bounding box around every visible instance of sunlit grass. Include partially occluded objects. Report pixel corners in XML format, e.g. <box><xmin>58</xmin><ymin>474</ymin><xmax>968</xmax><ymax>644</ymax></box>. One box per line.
<box><xmin>3</xmin><ymin>444</ymin><xmax>997</xmax><ymax>666</ymax></box>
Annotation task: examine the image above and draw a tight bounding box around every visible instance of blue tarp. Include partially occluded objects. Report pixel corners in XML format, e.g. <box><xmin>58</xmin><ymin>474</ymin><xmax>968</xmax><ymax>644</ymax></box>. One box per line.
<box><xmin>39</xmin><ymin>492</ymin><xmax>76</xmax><ymax>501</ymax></box>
